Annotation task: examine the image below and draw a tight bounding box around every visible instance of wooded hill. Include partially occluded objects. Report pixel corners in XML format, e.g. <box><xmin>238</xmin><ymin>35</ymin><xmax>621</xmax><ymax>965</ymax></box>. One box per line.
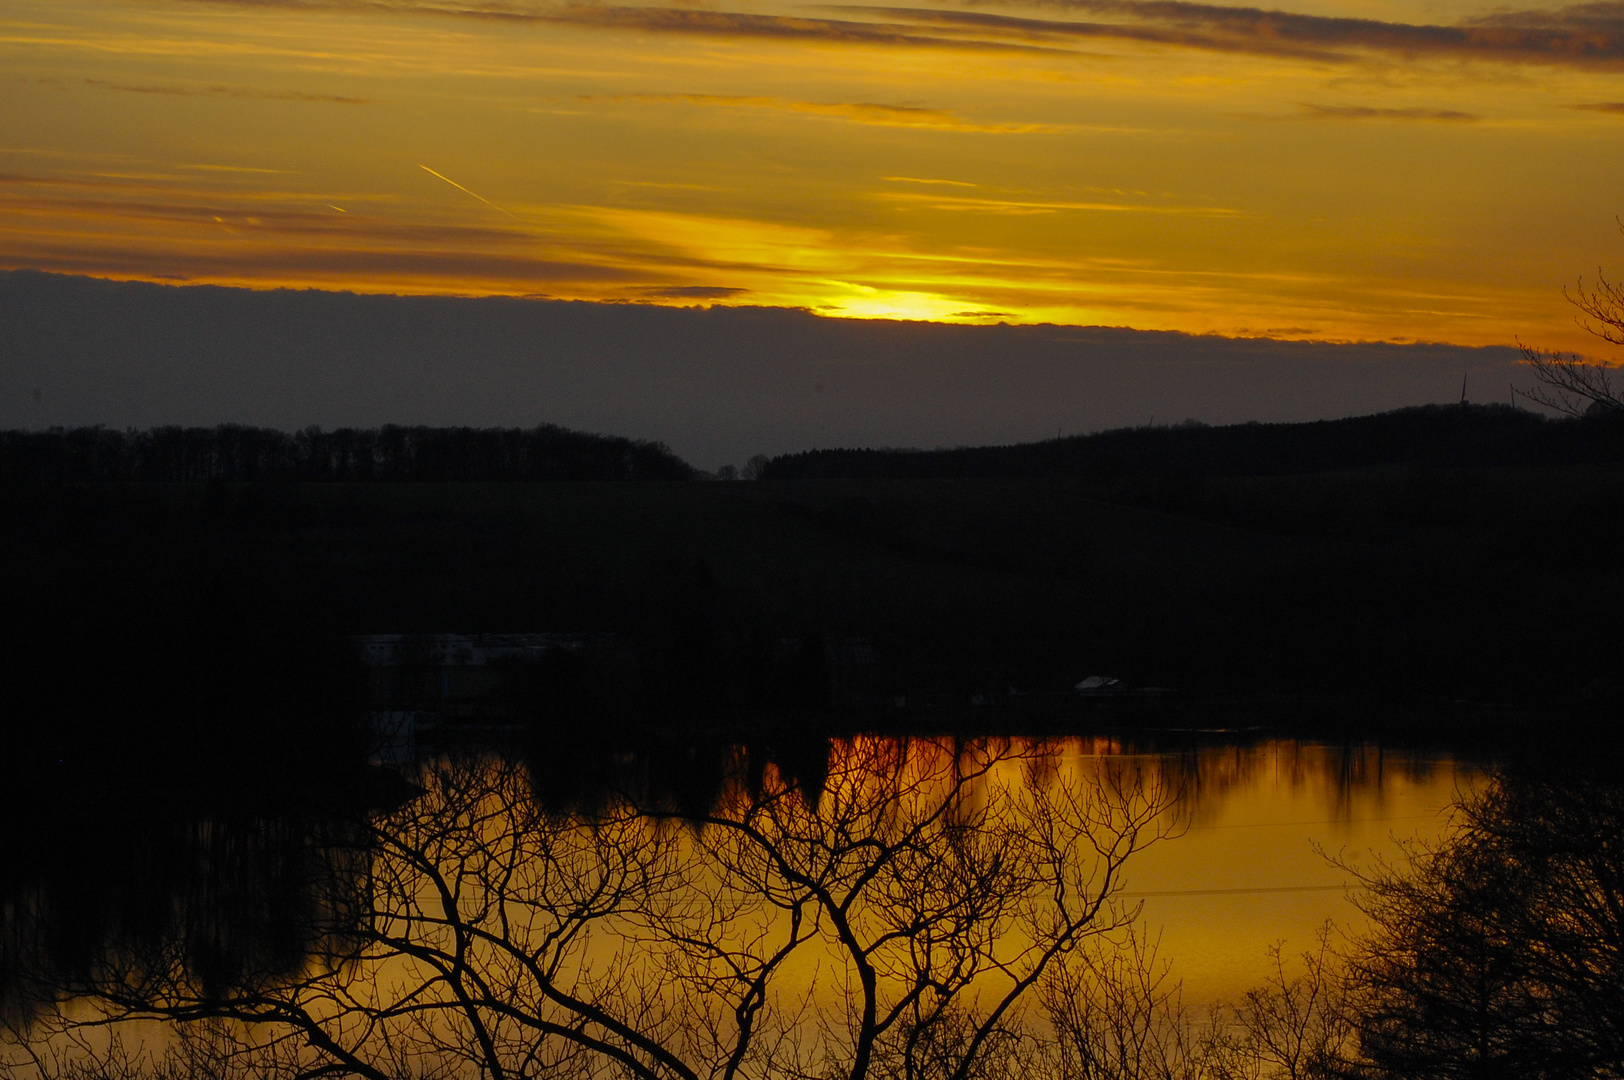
<box><xmin>0</xmin><ymin>424</ymin><xmax>695</xmax><ymax>483</ymax></box>
<box><xmin>5</xmin><ymin>404</ymin><xmax>1623</xmax><ymax>750</ymax></box>
<box><xmin>763</xmin><ymin>404</ymin><xmax>1624</xmax><ymax>479</ymax></box>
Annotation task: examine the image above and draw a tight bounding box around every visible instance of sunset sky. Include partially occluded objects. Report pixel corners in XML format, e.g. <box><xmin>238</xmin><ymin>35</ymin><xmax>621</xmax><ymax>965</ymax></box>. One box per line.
<box><xmin>6</xmin><ymin>0</ymin><xmax>1624</xmax><ymax>351</ymax></box>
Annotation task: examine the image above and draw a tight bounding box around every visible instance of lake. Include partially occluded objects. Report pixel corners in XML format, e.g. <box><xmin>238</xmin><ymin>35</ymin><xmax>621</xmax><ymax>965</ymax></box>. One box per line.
<box><xmin>0</xmin><ymin>730</ymin><xmax>1488</xmax><ymax>1079</ymax></box>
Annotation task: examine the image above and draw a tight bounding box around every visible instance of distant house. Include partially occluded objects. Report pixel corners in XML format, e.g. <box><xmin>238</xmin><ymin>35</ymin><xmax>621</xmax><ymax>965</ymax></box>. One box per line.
<box><xmin>1073</xmin><ymin>675</ymin><xmax>1176</xmax><ymax>700</ymax></box>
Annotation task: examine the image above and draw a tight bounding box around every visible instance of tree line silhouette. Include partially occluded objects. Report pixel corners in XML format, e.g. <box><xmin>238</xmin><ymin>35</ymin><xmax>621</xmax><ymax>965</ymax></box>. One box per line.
<box><xmin>0</xmin><ymin>424</ymin><xmax>695</xmax><ymax>483</ymax></box>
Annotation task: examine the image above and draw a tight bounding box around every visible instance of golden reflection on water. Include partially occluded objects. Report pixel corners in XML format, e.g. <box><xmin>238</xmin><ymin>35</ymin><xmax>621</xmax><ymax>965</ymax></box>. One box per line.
<box><xmin>630</xmin><ymin>734</ymin><xmax>1476</xmax><ymax>1007</ymax></box>
<box><xmin>1</xmin><ymin>734</ymin><xmax>1479</xmax><ymax>1078</ymax></box>
<box><xmin>1087</xmin><ymin>740</ymin><xmax>1476</xmax><ymax>1004</ymax></box>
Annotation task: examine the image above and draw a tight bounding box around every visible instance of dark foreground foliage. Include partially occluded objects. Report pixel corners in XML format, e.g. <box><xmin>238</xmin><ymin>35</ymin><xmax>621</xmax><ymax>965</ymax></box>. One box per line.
<box><xmin>0</xmin><ymin>423</ymin><xmax>695</xmax><ymax>483</ymax></box>
<box><xmin>1193</xmin><ymin>760</ymin><xmax>1624</xmax><ymax>1080</ymax></box>
<box><xmin>1345</xmin><ymin>762</ymin><xmax>1624</xmax><ymax>1080</ymax></box>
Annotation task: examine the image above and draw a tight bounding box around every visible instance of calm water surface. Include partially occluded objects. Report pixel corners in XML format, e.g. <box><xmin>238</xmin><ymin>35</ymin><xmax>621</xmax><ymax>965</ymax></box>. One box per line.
<box><xmin>0</xmin><ymin>732</ymin><xmax>1483</xmax><ymax>1076</ymax></box>
<box><xmin>1115</xmin><ymin>739</ymin><xmax>1476</xmax><ymax>1002</ymax></box>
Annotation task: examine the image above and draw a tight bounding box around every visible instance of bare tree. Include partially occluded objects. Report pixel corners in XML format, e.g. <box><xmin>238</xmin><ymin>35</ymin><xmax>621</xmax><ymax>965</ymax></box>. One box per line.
<box><xmin>1038</xmin><ymin>925</ymin><xmax>1202</xmax><ymax>1080</ymax></box>
<box><xmin>1199</xmin><ymin>926</ymin><xmax>1356</xmax><ymax>1080</ymax></box>
<box><xmin>6</xmin><ymin>739</ymin><xmax>1182</xmax><ymax>1080</ymax></box>
<box><xmin>1517</xmin><ymin>339</ymin><xmax>1623</xmax><ymax>416</ymax></box>
<box><xmin>1519</xmin><ymin>239</ymin><xmax>1624</xmax><ymax>415</ymax></box>
<box><xmin>1339</xmin><ymin>769</ymin><xmax>1624</xmax><ymax>1080</ymax></box>
<box><xmin>660</xmin><ymin>738</ymin><xmax>1181</xmax><ymax>1080</ymax></box>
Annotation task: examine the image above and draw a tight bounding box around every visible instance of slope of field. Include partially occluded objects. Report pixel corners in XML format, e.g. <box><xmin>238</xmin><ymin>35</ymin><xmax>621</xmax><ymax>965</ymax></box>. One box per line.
<box><xmin>5</xmin><ymin>464</ymin><xmax>1619</xmax><ymax>753</ymax></box>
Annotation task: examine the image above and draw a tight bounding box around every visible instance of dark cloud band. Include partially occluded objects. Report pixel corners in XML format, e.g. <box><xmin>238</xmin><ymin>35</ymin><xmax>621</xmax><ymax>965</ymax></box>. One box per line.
<box><xmin>84</xmin><ymin>79</ymin><xmax>373</xmax><ymax>103</ymax></box>
<box><xmin>153</xmin><ymin>0</ymin><xmax>1624</xmax><ymax>67</ymax></box>
<box><xmin>854</xmin><ymin>0</ymin><xmax>1624</xmax><ymax>66</ymax></box>
<box><xmin>1301</xmin><ymin>103</ymin><xmax>1479</xmax><ymax>121</ymax></box>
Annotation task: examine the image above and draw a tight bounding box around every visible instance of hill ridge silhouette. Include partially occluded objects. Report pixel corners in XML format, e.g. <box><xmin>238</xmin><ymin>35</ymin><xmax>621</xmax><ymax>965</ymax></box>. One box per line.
<box><xmin>763</xmin><ymin>404</ymin><xmax>1624</xmax><ymax>479</ymax></box>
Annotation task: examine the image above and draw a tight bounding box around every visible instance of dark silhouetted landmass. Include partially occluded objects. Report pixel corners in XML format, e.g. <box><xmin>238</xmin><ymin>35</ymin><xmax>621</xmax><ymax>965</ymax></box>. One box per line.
<box><xmin>762</xmin><ymin>404</ymin><xmax>1624</xmax><ymax>480</ymax></box>
<box><xmin>2</xmin><ymin>400</ymin><xmax>1622</xmax><ymax>771</ymax></box>
<box><xmin>6</xmin><ymin>455</ymin><xmax>1622</xmax><ymax>759</ymax></box>
<box><xmin>0</xmin><ymin>424</ymin><xmax>694</xmax><ymax>483</ymax></box>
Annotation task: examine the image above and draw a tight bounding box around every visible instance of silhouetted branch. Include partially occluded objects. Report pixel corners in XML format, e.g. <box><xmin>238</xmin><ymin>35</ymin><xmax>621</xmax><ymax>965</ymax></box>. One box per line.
<box><xmin>4</xmin><ymin>742</ymin><xmax>1181</xmax><ymax>1080</ymax></box>
<box><xmin>1519</xmin><ymin>226</ymin><xmax>1624</xmax><ymax>417</ymax></box>
<box><xmin>1517</xmin><ymin>339</ymin><xmax>1623</xmax><ymax>417</ymax></box>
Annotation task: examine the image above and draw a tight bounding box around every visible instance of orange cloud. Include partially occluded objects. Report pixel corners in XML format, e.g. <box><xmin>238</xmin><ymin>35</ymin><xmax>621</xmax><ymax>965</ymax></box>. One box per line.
<box><xmin>83</xmin><ymin>79</ymin><xmax>374</xmax><ymax>103</ymax></box>
<box><xmin>874</xmin><ymin>191</ymin><xmax>1244</xmax><ymax>215</ymax></box>
<box><xmin>1299</xmin><ymin>103</ymin><xmax>1479</xmax><ymax>121</ymax></box>
<box><xmin>580</xmin><ymin>93</ymin><xmax>1071</xmax><ymax>132</ymax></box>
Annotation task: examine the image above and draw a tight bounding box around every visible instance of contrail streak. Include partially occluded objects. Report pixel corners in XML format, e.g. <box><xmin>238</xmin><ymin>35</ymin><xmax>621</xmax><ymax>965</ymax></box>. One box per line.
<box><xmin>419</xmin><ymin>164</ymin><xmax>521</xmax><ymax>219</ymax></box>
<box><xmin>1118</xmin><ymin>884</ymin><xmax>1347</xmax><ymax>897</ymax></box>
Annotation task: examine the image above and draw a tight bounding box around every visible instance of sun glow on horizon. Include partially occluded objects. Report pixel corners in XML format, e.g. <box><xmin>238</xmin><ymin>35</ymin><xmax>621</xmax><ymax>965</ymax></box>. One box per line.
<box><xmin>5</xmin><ymin>0</ymin><xmax>1624</xmax><ymax>350</ymax></box>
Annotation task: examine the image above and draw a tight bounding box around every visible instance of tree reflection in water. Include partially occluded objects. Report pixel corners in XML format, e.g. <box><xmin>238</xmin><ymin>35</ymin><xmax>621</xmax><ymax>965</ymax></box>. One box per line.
<box><xmin>1</xmin><ymin>737</ymin><xmax>1179</xmax><ymax>1080</ymax></box>
<box><xmin>0</xmin><ymin>793</ymin><xmax>373</xmax><ymax>1028</ymax></box>
<box><xmin>4</xmin><ymin>740</ymin><xmax>1618</xmax><ymax>1080</ymax></box>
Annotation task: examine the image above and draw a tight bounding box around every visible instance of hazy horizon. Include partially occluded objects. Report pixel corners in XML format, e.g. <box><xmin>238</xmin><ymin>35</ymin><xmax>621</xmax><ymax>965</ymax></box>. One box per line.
<box><xmin>3</xmin><ymin>270</ymin><xmax>1536</xmax><ymax>470</ymax></box>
